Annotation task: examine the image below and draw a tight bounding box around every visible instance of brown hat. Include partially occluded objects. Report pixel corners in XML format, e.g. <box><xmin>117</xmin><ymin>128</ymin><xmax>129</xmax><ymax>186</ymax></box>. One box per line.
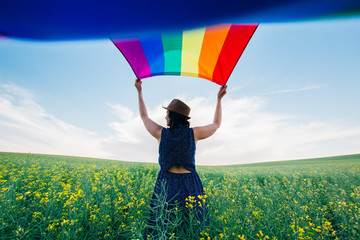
<box><xmin>163</xmin><ymin>99</ymin><xmax>191</xmax><ymax>119</ymax></box>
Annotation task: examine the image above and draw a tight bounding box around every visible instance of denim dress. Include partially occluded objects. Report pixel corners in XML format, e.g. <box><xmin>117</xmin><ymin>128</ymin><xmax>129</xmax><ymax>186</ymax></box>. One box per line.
<box><xmin>154</xmin><ymin>125</ymin><xmax>205</xmax><ymax>203</ymax></box>
<box><xmin>145</xmin><ymin>125</ymin><xmax>207</xmax><ymax>237</ymax></box>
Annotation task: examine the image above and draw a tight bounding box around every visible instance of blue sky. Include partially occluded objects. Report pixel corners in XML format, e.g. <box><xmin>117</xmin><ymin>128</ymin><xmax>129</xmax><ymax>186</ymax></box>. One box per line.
<box><xmin>1</xmin><ymin>18</ymin><xmax>359</xmax><ymax>165</ymax></box>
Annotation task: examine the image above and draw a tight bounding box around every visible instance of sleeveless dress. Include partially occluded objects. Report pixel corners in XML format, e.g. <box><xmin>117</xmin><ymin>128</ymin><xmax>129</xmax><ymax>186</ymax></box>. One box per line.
<box><xmin>155</xmin><ymin>125</ymin><xmax>205</xmax><ymax>201</ymax></box>
<box><xmin>145</xmin><ymin>125</ymin><xmax>207</xmax><ymax>237</ymax></box>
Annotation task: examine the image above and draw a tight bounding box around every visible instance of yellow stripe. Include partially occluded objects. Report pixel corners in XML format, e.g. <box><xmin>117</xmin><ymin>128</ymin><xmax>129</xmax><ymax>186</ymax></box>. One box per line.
<box><xmin>181</xmin><ymin>27</ymin><xmax>206</xmax><ymax>76</ymax></box>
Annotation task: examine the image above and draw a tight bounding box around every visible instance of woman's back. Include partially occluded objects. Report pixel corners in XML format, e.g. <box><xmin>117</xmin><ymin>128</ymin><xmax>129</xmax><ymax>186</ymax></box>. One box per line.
<box><xmin>159</xmin><ymin>125</ymin><xmax>196</xmax><ymax>172</ymax></box>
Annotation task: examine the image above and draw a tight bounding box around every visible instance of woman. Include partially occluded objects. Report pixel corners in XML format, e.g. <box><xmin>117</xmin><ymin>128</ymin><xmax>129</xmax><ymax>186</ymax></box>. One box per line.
<box><xmin>135</xmin><ymin>78</ymin><xmax>227</xmax><ymax>235</ymax></box>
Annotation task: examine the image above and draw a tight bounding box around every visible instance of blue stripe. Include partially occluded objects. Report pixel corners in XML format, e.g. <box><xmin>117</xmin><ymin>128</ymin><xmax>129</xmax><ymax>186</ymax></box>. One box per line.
<box><xmin>139</xmin><ymin>34</ymin><xmax>164</xmax><ymax>76</ymax></box>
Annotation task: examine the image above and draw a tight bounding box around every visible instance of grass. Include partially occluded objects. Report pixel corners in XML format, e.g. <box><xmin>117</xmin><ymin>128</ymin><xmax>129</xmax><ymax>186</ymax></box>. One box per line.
<box><xmin>0</xmin><ymin>152</ymin><xmax>359</xmax><ymax>239</ymax></box>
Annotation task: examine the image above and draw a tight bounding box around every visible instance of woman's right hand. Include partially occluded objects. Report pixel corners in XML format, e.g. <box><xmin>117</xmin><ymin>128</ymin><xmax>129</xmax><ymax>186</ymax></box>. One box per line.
<box><xmin>217</xmin><ymin>84</ymin><xmax>227</xmax><ymax>100</ymax></box>
<box><xmin>135</xmin><ymin>78</ymin><xmax>142</xmax><ymax>92</ymax></box>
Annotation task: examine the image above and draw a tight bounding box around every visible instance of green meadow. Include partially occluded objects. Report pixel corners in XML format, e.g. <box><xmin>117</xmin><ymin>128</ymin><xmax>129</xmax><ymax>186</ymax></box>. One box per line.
<box><xmin>0</xmin><ymin>152</ymin><xmax>359</xmax><ymax>239</ymax></box>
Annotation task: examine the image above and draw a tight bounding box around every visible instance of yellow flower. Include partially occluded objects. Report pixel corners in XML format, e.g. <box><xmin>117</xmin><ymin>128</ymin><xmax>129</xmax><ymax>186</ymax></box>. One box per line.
<box><xmin>312</xmin><ymin>226</ymin><xmax>322</xmax><ymax>233</ymax></box>
<box><xmin>16</xmin><ymin>195</ymin><xmax>24</xmax><ymax>201</ymax></box>
<box><xmin>61</xmin><ymin>219</ymin><xmax>69</xmax><ymax>226</ymax></box>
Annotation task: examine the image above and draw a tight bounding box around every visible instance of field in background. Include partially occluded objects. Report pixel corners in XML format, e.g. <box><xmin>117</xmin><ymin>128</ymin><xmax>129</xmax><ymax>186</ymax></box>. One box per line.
<box><xmin>1</xmin><ymin>152</ymin><xmax>359</xmax><ymax>239</ymax></box>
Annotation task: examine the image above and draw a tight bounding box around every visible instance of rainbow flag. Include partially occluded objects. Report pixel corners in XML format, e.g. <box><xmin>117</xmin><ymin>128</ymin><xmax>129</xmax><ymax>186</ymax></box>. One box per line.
<box><xmin>112</xmin><ymin>24</ymin><xmax>258</xmax><ymax>85</ymax></box>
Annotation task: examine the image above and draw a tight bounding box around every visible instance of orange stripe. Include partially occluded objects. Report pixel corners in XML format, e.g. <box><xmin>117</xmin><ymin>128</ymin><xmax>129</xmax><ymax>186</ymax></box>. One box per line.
<box><xmin>197</xmin><ymin>24</ymin><xmax>231</xmax><ymax>81</ymax></box>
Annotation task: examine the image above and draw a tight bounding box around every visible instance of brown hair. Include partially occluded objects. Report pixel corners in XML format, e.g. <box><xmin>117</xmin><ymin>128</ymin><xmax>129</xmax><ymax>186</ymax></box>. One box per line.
<box><xmin>168</xmin><ymin>111</ymin><xmax>190</xmax><ymax>128</ymax></box>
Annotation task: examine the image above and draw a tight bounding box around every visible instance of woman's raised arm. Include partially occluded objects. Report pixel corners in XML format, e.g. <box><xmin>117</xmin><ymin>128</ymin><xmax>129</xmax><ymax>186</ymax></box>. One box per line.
<box><xmin>135</xmin><ymin>79</ymin><xmax>162</xmax><ymax>141</ymax></box>
<box><xmin>193</xmin><ymin>85</ymin><xmax>227</xmax><ymax>142</ymax></box>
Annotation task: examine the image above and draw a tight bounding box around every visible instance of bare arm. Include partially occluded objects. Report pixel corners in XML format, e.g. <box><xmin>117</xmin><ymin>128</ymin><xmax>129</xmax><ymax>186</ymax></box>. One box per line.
<box><xmin>193</xmin><ymin>85</ymin><xmax>227</xmax><ymax>141</ymax></box>
<box><xmin>135</xmin><ymin>79</ymin><xmax>162</xmax><ymax>141</ymax></box>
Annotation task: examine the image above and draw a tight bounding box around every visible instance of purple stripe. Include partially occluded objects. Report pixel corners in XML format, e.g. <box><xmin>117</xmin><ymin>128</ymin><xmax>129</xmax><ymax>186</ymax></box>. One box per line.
<box><xmin>113</xmin><ymin>39</ymin><xmax>151</xmax><ymax>78</ymax></box>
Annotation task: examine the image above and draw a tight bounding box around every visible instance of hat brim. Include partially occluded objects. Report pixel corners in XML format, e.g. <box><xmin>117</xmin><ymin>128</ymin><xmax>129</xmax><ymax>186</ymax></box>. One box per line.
<box><xmin>162</xmin><ymin>107</ymin><xmax>191</xmax><ymax>119</ymax></box>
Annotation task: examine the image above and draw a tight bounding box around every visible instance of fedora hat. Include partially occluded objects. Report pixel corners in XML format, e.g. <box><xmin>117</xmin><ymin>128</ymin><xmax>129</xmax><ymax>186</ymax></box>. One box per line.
<box><xmin>163</xmin><ymin>99</ymin><xmax>191</xmax><ymax>119</ymax></box>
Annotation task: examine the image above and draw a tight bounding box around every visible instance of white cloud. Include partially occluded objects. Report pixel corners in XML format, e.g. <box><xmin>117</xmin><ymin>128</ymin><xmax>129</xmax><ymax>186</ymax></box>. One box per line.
<box><xmin>107</xmin><ymin>102</ymin><xmax>134</xmax><ymax>121</ymax></box>
<box><xmin>103</xmin><ymin>95</ymin><xmax>360</xmax><ymax>165</ymax></box>
<box><xmin>103</xmin><ymin>102</ymin><xmax>166</xmax><ymax>162</ymax></box>
<box><xmin>0</xmin><ymin>83</ymin><xmax>112</xmax><ymax>159</ymax></box>
<box><xmin>192</xmin><ymin>96</ymin><xmax>360</xmax><ymax>164</ymax></box>
<box><xmin>1</xmin><ymin>83</ymin><xmax>359</xmax><ymax>165</ymax></box>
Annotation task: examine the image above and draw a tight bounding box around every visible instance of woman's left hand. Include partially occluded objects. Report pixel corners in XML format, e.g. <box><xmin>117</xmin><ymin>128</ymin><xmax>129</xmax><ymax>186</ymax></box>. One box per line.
<box><xmin>135</xmin><ymin>78</ymin><xmax>142</xmax><ymax>92</ymax></box>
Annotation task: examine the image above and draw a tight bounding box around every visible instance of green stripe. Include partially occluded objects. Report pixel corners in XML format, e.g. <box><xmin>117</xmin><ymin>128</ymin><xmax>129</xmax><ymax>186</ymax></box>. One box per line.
<box><xmin>162</xmin><ymin>32</ymin><xmax>183</xmax><ymax>75</ymax></box>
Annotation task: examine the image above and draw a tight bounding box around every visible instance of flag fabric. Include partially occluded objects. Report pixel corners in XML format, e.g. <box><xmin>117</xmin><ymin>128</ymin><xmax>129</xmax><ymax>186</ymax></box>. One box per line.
<box><xmin>112</xmin><ymin>24</ymin><xmax>258</xmax><ymax>85</ymax></box>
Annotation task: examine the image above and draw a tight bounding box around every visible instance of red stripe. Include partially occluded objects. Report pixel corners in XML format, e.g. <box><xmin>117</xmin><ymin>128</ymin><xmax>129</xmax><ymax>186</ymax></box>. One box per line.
<box><xmin>212</xmin><ymin>24</ymin><xmax>258</xmax><ymax>85</ymax></box>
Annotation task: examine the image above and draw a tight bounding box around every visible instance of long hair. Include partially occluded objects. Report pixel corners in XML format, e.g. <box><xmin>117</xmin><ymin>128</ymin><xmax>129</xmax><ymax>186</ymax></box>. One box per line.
<box><xmin>168</xmin><ymin>111</ymin><xmax>190</xmax><ymax>128</ymax></box>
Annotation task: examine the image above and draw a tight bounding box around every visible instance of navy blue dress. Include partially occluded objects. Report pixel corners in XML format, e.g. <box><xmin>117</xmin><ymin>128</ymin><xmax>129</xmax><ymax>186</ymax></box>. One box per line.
<box><xmin>145</xmin><ymin>125</ymin><xmax>207</xmax><ymax>236</ymax></box>
<box><xmin>154</xmin><ymin>125</ymin><xmax>205</xmax><ymax>202</ymax></box>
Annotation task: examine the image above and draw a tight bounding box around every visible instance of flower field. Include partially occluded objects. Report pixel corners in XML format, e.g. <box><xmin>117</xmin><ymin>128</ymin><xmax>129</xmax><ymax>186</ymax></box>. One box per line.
<box><xmin>1</xmin><ymin>152</ymin><xmax>359</xmax><ymax>239</ymax></box>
